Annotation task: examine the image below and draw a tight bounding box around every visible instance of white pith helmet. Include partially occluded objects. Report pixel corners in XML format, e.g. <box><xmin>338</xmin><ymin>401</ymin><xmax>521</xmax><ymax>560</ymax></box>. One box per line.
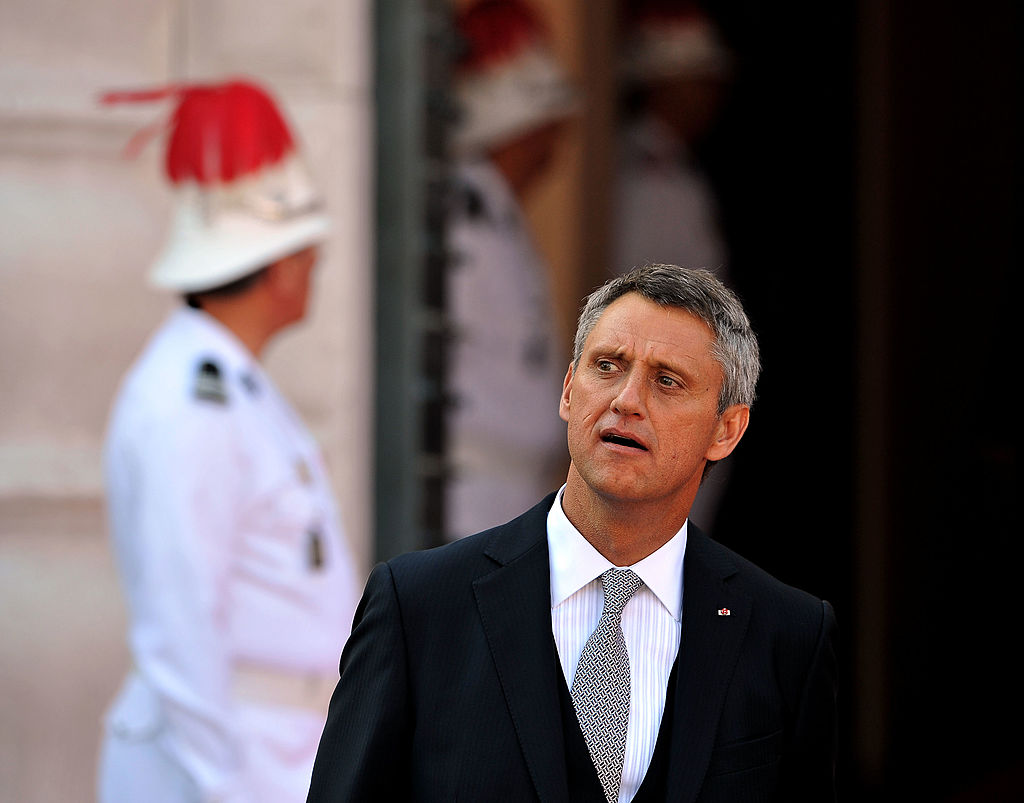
<box><xmin>102</xmin><ymin>79</ymin><xmax>329</xmax><ymax>293</ymax></box>
<box><xmin>620</xmin><ymin>2</ymin><xmax>734</xmax><ymax>83</ymax></box>
<box><xmin>452</xmin><ymin>0</ymin><xmax>579</xmax><ymax>155</ymax></box>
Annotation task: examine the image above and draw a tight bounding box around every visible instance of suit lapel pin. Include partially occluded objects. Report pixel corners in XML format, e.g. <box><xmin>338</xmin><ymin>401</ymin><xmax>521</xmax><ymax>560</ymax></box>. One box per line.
<box><xmin>718</xmin><ymin>608</ymin><xmax>731</xmax><ymax>616</ymax></box>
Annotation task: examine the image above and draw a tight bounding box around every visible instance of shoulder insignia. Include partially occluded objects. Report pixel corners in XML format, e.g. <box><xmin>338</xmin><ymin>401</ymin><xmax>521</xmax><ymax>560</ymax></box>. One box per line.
<box><xmin>464</xmin><ymin>185</ymin><xmax>485</xmax><ymax>219</ymax></box>
<box><xmin>457</xmin><ymin>182</ymin><xmax>492</xmax><ymax>223</ymax></box>
<box><xmin>193</xmin><ymin>360</ymin><xmax>228</xmax><ymax>405</ymax></box>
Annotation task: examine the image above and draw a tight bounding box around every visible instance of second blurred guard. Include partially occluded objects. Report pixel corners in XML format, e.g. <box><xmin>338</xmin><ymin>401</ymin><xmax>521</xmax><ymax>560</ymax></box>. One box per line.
<box><xmin>446</xmin><ymin>0</ymin><xmax>579</xmax><ymax>539</ymax></box>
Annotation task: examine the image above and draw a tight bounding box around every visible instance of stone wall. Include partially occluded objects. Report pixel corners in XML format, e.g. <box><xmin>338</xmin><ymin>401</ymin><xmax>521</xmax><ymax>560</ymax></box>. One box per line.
<box><xmin>0</xmin><ymin>1</ymin><xmax>372</xmax><ymax>798</ymax></box>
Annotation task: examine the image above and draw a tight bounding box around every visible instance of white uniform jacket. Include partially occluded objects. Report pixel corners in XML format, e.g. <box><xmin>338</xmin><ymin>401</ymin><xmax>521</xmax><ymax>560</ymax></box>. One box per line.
<box><xmin>99</xmin><ymin>307</ymin><xmax>361</xmax><ymax>803</ymax></box>
<box><xmin>446</xmin><ymin>158</ymin><xmax>568</xmax><ymax>540</ymax></box>
<box><xmin>613</xmin><ymin>116</ymin><xmax>732</xmax><ymax>532</ymax></box>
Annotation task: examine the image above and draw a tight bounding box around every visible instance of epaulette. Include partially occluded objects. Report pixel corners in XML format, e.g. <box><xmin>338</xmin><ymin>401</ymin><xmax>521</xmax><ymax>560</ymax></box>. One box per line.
<box><xmin>193</xmin><ymin>359</ymin><xmax>229</xmax><ymax>405</ymax></box>
<box><xmin>461</xmin><ymin>184</ymin><xmax>489</xmax><ymax>222</ymax></box>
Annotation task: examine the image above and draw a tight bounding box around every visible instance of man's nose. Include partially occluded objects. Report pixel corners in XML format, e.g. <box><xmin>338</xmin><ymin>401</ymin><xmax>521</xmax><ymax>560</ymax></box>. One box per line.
<box><xmin>610</xmin><ymin>370</ymin><xmax>645</xmax><ymax>417</ymax></box>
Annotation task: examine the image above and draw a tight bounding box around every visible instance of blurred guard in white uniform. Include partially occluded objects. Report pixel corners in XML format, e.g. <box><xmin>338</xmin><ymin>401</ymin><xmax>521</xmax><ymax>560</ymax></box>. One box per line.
<box><xmin>614</xmin><ymin>2</ymin><xmax>735</xmax><ymax>532</ymax></box>
<box><xmin>447</xmin><ymin>0</ymin><xmax>578</xmax><ymax>539</ymax></box>
<box><xmin>97</xmin><ymin>80</ymin><xmax>361</xmax><ymax>803</ymax></box>
<box><xmin>614</xmin><ymin>1</ymin><xmax>734</xmax><ymax>279</ymax></box>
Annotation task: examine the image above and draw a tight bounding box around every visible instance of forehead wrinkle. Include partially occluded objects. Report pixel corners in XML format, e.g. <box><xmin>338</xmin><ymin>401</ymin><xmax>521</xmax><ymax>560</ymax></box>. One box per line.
<box><xmin>588</xmin><ymin>325</ymin><xmax>708</xmax><ymax>380</ymax></box>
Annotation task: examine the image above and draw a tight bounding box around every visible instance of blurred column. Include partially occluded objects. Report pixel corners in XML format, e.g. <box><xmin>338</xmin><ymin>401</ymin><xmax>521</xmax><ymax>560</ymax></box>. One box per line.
<box><xmin>375</xmin><ymin>0</ymin><xmax>457</xmax><ymax>556</ymax></box>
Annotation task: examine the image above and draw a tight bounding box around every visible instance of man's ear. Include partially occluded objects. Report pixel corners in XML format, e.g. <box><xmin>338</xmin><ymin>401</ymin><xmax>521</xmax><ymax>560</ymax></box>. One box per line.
<box><xmin>705</xmin><ymin>404</ymin><xmax>750</xmax><ymax>462</ymax></box>
<box><xmin>558</xmin><ymin>363</ymin><xmax>574</xmax><ymax>423</ymax></box>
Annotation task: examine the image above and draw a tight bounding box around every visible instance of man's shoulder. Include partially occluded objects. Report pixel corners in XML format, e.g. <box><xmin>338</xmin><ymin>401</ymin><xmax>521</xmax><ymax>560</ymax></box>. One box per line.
<box><xmin>690</xmin><ymin>527</ymin><xmax>828</xmax><ymax>616</ymax></box>
<box><xmin>688</xmin><ymin>531</ymin><xmax>837</xmax><ymax>662</ymax></box>
<box><xmin>114</xmin><ymin>315</ymin><xmax>252</xmax><ymax>425</ymax></box>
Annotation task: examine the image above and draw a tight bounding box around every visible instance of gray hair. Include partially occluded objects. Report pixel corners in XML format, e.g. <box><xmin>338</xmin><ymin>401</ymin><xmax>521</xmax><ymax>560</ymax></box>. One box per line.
<box><xmin>572</xmin><ymin>264</ymin><xmax>761</xmax><ymax>413</ymax></box>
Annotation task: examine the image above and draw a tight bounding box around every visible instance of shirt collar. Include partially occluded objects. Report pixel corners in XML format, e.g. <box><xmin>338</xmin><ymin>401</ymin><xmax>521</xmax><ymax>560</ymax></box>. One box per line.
<box><xmin>546</xmin><ymin>486</ymin><xmax>687</xmax><ymax>620</ymax></box>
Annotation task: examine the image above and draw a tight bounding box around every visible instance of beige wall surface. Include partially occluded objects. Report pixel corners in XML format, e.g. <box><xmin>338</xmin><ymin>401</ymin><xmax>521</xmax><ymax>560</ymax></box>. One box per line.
<box><xmin>0</xmin><ymin>1</ymin><xmax>373</xmax><ymax>799</ymax></box>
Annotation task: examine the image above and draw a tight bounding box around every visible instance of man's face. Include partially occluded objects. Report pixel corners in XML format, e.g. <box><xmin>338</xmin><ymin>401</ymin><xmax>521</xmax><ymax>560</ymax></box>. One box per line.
<box><xmin>559</xmin><ymin>292</ymin><xmax>748</xmax><ymax>514</ymax></box>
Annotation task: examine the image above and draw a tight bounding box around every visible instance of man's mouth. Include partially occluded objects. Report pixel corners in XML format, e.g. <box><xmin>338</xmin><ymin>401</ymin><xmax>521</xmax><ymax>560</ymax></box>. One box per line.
<box><xmin>601</xmin><ymin>433</ymin><xmax>648</xmax><ymax>451</ymax></box>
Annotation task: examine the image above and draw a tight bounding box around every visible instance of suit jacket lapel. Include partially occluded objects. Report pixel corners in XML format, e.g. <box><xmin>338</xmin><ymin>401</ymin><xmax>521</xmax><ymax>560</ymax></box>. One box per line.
<box><xmin>666</xmin><ymin>527</ymin><xmax>752</xmax><ymax>803</ymax></box>
<box><xmin>473</xmin><ymin>495</ymin><xmax>569</xmax><ymax>803</ymax></box>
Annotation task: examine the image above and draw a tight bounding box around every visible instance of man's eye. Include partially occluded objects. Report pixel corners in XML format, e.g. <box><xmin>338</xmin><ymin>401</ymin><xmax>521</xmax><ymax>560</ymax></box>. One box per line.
<box><xmin>596</xmin><ymin>360</ymin><xmax>615</xmax><ymax>371</ymax></box>
<box><xmin>658</xmin><ymin>375</ymin><xmax>679</xmax><ymax>388</ymax></box>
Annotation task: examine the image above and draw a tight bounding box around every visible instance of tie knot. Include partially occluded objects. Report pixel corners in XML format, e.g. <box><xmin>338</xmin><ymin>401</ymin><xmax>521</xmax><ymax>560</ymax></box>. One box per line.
<box><xmin>600</xmin><ymin>568</ymin><xmax>644</xmax><ymax>617</ymax></box>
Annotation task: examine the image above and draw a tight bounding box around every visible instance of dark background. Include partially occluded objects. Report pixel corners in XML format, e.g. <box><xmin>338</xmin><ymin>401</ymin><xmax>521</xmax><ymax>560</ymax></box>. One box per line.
<box><xmin>697</xmin><ymin>0</ymin><xmax>1021</xmax><ymax>798</ymax></box>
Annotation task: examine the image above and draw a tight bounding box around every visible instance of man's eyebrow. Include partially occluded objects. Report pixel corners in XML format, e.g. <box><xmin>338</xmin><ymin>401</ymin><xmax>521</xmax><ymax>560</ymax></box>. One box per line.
<box><xmin>589</xmin><ymin>341</ymin><xmax>699</xmax><ymax>379</ymax></box>
<box><xmin>589</xmin><ymin>341</ymin><xmax>627</xmax><ymax>358</ymax></box>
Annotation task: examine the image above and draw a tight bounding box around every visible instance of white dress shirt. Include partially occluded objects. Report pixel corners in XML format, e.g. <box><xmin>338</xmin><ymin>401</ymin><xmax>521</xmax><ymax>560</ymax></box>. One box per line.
<box><xmin>547</xmin><ymin>487</ymin><xmax>686</xmax><ymax>802</ymax></box>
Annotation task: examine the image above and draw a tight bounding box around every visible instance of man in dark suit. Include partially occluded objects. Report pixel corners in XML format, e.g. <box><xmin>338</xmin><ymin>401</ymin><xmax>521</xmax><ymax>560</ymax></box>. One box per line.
<box><xmin>307</xmin><ymin>264</ymin><xmax>838</xmax><ymax>802</ymax></box>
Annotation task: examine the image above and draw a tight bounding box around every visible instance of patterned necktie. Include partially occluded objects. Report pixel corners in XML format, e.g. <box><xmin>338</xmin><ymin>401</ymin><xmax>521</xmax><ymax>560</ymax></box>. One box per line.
<box><xmin>571</xmin><ymin>568</ymin><xmax>645</xmax><ymax>803</ymax></box>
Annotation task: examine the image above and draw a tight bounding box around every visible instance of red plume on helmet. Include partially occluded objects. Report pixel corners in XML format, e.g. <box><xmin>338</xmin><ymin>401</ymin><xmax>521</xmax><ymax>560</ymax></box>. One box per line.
<box><xmin>455</xmin><ymin>0</ymin><xmax>549</xmax><ymax>74</ymax></box>
<box><xmin>100</xmin><ymin>78</ymin><xmax>328</xmax><ymax>293</ymax></box>
<box><xmin>101</xmin><ymin>80</ymin><xmax>296</xmax><ymax>186</ymax></box>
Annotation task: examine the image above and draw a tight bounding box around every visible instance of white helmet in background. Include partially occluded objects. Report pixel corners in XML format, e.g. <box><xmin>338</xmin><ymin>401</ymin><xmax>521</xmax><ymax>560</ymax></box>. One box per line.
<box><xmin>452</xmin><ymin>0</ymin><xmax>579</xmax><ymax>155</ymax></box>
<box><xmin>102</xmin><ymin>79</ymin><xmax>329</xmax><ymax>293</ymax></box>
<box><xmin>620</xmin><ymin>1</ymin><xmax>734</xmax><ymax>83</ymax></box>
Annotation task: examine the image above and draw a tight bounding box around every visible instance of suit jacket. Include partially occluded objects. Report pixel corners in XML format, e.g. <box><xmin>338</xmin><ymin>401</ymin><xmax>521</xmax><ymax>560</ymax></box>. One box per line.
<box><xmin>307</xmin><ymin>493</ymin><xmax>838</xmax><ymax>802</ymax></box>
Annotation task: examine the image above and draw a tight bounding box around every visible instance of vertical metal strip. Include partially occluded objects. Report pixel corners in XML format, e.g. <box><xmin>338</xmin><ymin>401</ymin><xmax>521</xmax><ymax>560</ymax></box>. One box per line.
<box><xmin>374</xmin><ymin>0</ymin><xmax>453</xmax><ymax>561</ymax></box>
